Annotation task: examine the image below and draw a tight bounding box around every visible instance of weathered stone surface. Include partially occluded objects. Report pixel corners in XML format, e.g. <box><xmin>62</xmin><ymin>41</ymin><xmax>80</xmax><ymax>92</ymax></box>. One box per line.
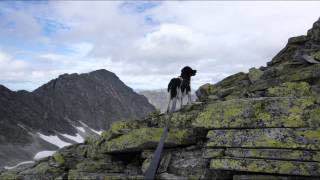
<box><xmin>288</xmin><ymin>35</ymin><xmax>309</xmax><ymax>44</ymax></box>
<box><xmin>210</xmin><ymin>157</ymin><xmax>320</xmax><ymax>176</ymax></box>
<box><xmin>225</xmin><ymin>148</ymin><xmax>320</xmax><ymax>162</ymax></box>
<box><xmin>307</xmin><ymin>18</ymin><xmax>320</xmax><ymax>41</ymax></box>
<box><xmin>250</xmin><ymin>64</ymin><xmax>320</xmax><ymax>91</ymax></box>
<box><xmin>158</xmin><ymin>172</ymin><xmax>186</xmax><ymax>180</ymax></box>
<box><xmin>233</xmin><ymin>174</ymin><xmax>319</xmax><ymax>180</ymax></box>
<box><xmin>312</xmin><ymin>51</ymin><xmax>320</xmax><ymax>61</ymax></box>
<box><xmin>101</xmin><ymin>120</ymin><xmax>146</xmax><ymax>141</ymax></box>
<box><xmin>68</xmin><ymin>170</ymin><xmax>144</xmax><ymax>180</ymax></box>
<box><xmin>196</xmin><ymin>72</ymin><xmax>249</xmax><ymax>101</ymax></box>
<box><xmin>102</xmin><ymin>128</ymin><xmax>196</xmax><ymax>153</ymax></box>
<box><xmin>19</xmin><ymin>161</ymin><xmax>64</xmax><ymax>180</ymax></box>
<box><xmin>202</xmin><ymin>149</ymin><xmax>224</xmax><ymax>159</ymax></box>
<box><xmin>168</xmin><ymin>149</ymin><xmax>208</xmax><ymax>178</ymax></box>
<box><xmin>193</xmin><ymin>97</ymin><xmax>317</xmax><ymax>129</ymax></box>
<box><xmin>168</xmin><ymin>104</ymin><xmax>203</xmax><ymax>128</ymax></box>
<box><xmin>248</xmin><ymin>68</ymin><xmax>263</xmax><ymax>83</ymax></box>
<box><xmin>207</xmin><ymin>128</ymin><xmax>320</xmax><ymax>150</ymax></box>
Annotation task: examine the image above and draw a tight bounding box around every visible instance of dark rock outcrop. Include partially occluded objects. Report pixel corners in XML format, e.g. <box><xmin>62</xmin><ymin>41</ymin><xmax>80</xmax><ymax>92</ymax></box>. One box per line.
<box><xmin>0</xmin><ymin>69</ymin><xmax>155</xmax><ymax>168</ymax></box>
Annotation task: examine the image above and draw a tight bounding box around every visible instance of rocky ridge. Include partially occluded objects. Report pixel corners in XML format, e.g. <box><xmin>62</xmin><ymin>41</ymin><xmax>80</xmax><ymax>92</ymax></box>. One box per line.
<box><xmin>1</xmin><ymin>18</ymin><xmax>320</xmax><ymax>179</ymax></box>
<box><xmin>0</xmin><ymin>69</ymin><xmax>155</xmax><ymax>168</ymax></box>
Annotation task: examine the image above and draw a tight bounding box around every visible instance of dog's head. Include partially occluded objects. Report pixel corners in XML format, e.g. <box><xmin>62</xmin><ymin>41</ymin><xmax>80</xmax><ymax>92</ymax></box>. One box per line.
<box><xmin>181</xmin><ymin>66</ymin><xmax>197</xmax><ymax>78</ymax></box>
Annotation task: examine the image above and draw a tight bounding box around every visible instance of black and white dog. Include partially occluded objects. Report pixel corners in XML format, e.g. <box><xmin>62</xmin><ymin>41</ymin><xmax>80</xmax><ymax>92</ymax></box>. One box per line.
<box><xmin>166</xmin><ymin>66</ymin><xmax>197</xmax><ymax>114</ymax></box>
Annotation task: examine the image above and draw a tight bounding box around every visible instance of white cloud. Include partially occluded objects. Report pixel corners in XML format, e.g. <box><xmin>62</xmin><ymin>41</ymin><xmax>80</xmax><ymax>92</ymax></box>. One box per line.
<box><xmin>0</xmin><ymin>1</ymin><xmax>320</xmax><ymax>91</ymax></box>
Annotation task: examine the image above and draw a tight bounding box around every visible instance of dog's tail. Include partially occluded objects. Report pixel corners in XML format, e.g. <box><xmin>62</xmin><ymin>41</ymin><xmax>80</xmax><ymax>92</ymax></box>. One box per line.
<box><xmin>167</xmin><ymin>78</ymin><xmax>181</xmax><ymax>99</ymax></box>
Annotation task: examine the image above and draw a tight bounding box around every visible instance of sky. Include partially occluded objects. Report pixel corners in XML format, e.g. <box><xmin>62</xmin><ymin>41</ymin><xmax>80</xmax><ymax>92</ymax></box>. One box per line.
<box><xmin>0</xmin><ymin>1</ymin><xmax>320</xmax><ymax>91</ymax></box>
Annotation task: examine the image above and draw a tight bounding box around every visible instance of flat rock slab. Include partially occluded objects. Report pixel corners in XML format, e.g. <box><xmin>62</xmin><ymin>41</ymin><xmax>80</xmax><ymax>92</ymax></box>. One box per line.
<box><xmin>207</xmin><ymin>128</ymin><xmax>320</xmax><ymax>150</ymax></box>
<box><xmin>225</xmin><ymin>148</ymin><xmax>320</xmax><ymax>162</ymax></box>
<box><xmin>102</xmin><ymin>128</ymin><xmax>196</xmax><ymax>153</ymax></box>
<box><xmin>210</xmin><ymin>157</ymin><xmax>320</xmax><ymax>176</ymax></box>
<box><xmin>193</xmin><ymin>97</ymin><xmax>319</xmax><ymax>129</ymax></box>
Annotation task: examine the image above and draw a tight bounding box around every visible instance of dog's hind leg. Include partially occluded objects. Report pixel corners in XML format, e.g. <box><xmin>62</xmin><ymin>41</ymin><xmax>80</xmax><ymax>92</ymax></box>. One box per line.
<box><xmin>166</xmin><ymin>98</ymin><xmax>172</xmax><ymax>114</ymax></box>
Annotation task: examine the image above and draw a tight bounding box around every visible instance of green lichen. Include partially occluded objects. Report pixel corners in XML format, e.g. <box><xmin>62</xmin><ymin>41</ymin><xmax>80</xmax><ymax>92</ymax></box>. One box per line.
<box><xmin>0</xmin><ymin>173</ymin><xmax>19</xmax><ymax>180</ymax></box>
<box><xmin>210</xmin><ymin>158</ymin><xmax>320</xmax><ymax>176</ymax></box>
<box><xmin>102</xmin><ymin>128</ymin><xmax>196</xmax><ymax>153</ymax></box>
<box><xmin>312</xmin><ymin>51</ymin><xmax>320</xmax><ymax>61</ymax></box>
<box><xmin>202</xmin><ymin>149</ymin><xmax>225</xmax><ymax>159</ymax></box>
<box><xmin>248</xmin><ymin>68</ymin><xmax>263</xmax><ymax>82</ymax></box>
<box><xmin>225</xmin><ymin>148</ymin><xmax>320</xmax><ymax>162</ymax></box>
<box><xmin>193</xmin><ymin>97</ymin><xmax>315</xmax><ymax>129</ymax></box>
<box><xmin>31</xmin><ymin>162</ymin><xmax>62</xmax><ymax>177</ymax></box>
<box><xmin>207</xmin><ymin>128</ymin><xmax>320</xmax><ymax>150</ymax></box>
<box><xmin>307</xmin><ymin>108</ymin><xmax>320</xmax><ymax>127</ymax></box>
<box><xmin>267</xmin><ymin>82</ymin><xmax>311</xmax><ymax>97</ymax></box>
<box><xmin>53</xmin><ymin>152</ymin><xmax>65</xmax><ymax>167</ymax></box>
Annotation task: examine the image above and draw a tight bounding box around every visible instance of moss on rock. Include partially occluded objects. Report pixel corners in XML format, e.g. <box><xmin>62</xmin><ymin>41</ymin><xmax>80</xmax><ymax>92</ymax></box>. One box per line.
<box><xmin>210</xmin><ymin>157</ymin><xmax>320</xmax><ymax>176</ymax></box>
<box><xmin>101</xmin><ymin>128</ymin><xmax>196</xmax><ymax>153</ymax></box>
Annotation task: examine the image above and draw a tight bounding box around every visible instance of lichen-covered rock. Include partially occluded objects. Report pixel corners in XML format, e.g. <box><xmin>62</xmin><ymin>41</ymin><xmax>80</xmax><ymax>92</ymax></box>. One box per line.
<box><xmin>168</xmin><ymin>149</ymin><xmax>208</xmax><ymax>178</ymax></box>
<box><xmin>168</xmin><ymin>104</ymin><xmax>203</xmax><ymax>128</ymax></box>
<box><xmin>19</xmin><ymin>161</ymin><xmax>64</xmax><ymax>180</ymax></box>
<box><xmin>101</xmin><ymin>120</ymin><xmax>146</xmax><ymax>141</ymax></box>
<box><xmin>312</xmin><ymin>51</ymin><xmax>320</xmax><ymax>61</ymax></box>
<box><xmin>196</xmin><ymin>72</ymin><xmax>249</xmax><ymax>102</ymax></box>
<box><xmin>225</xmin><ymin>148</ymin><xmax>320</xmax><ymax>162</ymax></box>
<box><xmin>68</xmin><ymin>170</ymin><xmax>144</xmax><ymax>180</ymax></box>
<box><xmin>207</xmin><ymin>128</ymin><xmax>320</xmax><ymax>150</ymax></box>
<box><xmin>250</xmin><ymin>64</ymin><xmax>320</xmax><ymax>91</ymax></box>
<box><xmin>210</xmin><ymin>157</ymin><xmax>320</xmax><ymax>176</ymax></box>
<box><xmin>202</xmin><ymin>149</ymin><xmax>224</xmax><ymax>159</ymax></box>
<box><xmin>0</xmin><ymin>172</ymin><xmax>19</xmax><ymax>180</ymax></box>
<box><xmin>288</xmin><ymin>35</ymin><xmax>309</xmax><ymax>44</ymax></box>
<box><xmin>53</xmin><ymin>152</ymin><xmax>65</xmax><ymax>167</ymax></box>
<box><xmin>307</xmin><ymin>18</ymin><xmax>320</xmax><ymax>41</ymax></box>
<box><xmin>74</xmin><ymin>159</ymin><xmax>124</xmax><ymax>173</ymax></box>
<box><xmin>193</xmin><ymin>97</ymin><xmax>316</xmax><ymax>129</ymax></box>
<box><xmin>196</xmin><ymin>83</ymin><xmax>217</xmax><ymax>102</ymax></box>
<box><xmin>102</xmin><ymin>128</ymin><xmax>197</xmax><ymax>153</ymax></box>
<box><xmin>248</xmin><ymin>68</ymin><xmax>263</xmax><ymax>83</ymax></box>
<box><xmin>233</xmin><ymin>174</ymin><xmax>319</xmax><ymax>180</ymax></box>
<box><xmin>267</xmin><ymin>82</ymin><xmax>311</xmax><ymax>97</ymax></box>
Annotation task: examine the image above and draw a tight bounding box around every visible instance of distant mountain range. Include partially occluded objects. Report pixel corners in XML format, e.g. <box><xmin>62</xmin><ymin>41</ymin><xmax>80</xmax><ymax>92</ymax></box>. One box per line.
<box><xmin>138</xmin><ymin>89</ymin><xmax>197</xmax><ymax>112</ymax></box>
<box><xmin>0</xmin><ymin>69</ymin><xmax>155</xmax><ymax>168</ymax></box>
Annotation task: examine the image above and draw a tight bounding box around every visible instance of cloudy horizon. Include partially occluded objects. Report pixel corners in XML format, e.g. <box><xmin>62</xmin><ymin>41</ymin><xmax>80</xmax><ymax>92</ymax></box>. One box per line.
<box><xmin>0</xmin><ymin>1</ymin><xmax>320</xmax><ymax>91</ymax></box>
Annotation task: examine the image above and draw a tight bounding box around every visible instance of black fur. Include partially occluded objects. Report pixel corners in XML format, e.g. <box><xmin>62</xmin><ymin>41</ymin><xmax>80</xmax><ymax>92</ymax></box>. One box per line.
<box><xmin>167</xmin><ymin>66</ymin><xmax>197</xmax><ymax>99</ymax></box>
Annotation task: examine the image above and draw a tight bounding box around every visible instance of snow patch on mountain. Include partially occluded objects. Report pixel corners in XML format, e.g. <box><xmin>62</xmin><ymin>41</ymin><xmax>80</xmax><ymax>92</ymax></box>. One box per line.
<box><xmin>4</xmin><ymin>161</ymin><xmax>34</xmax><ymax>170</ymax></box>
<box><xmin>33</xmin><ymin>151</ymin><xmax>56</xmax><ymax>161</ymax></box>
<box><xmin>61</xmin><ymin>133</ymin><xmax>84</xmax><ymax>143</ymax></box>
<box><xmin>38</xmin><ymin>133</ymin><xmax>71</xmax><ymax>148</ymax></box>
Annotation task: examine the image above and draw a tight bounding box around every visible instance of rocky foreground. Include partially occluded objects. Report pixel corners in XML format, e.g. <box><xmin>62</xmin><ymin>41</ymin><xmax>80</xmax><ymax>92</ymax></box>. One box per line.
<box><xmin>1</xmin><ymin>19</ymin><xmax>320</xmax><ymax>180</ymax></box>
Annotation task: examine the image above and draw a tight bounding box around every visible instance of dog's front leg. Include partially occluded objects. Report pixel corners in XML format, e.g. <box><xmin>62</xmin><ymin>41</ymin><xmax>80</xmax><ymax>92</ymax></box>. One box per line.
<box><xmin>187</xmin><ymin>92</ymin><xmax>192</xmax><ymax>105</ymax></box>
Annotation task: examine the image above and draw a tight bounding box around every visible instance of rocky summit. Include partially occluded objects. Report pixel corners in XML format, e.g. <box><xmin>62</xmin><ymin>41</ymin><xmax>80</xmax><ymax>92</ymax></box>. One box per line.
<box><xmin>2</xmin><ymin>19</ymin><xmax>320</xmax><ymax>180</ymax></box>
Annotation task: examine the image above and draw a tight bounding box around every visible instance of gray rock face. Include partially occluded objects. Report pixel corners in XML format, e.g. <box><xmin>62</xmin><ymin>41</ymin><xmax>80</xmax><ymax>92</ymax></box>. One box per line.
<box><xmin>0</xmin><ymin>69</ymin><xmax>155</xmax><ymax>168</ymax></box>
